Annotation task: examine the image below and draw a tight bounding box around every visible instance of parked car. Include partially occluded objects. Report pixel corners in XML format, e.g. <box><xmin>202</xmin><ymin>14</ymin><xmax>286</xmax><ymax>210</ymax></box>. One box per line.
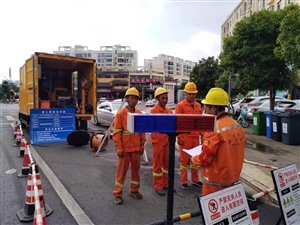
<box><xmin>145</xmin><ymin>99</ymin><xmax>157</xmax><ymax>107</ymax></box>
<box><xmin>275</xmin><ymin>100</ymin><xmax>300</xmax><ymax>112</ymax></box>
<box><xmin>94</xmin><ymin>100</ymin><xmax>127</xmax><ymax>126</ymax></box>
<box><xmin>94</xmin><ymin>99</ymin><xmax>145</xmax><ymax>126</ymax></box>
<box><xmin>247</xmin><ymin>99</ymin><xmax>296</xmax><ymax>119</ymax></box>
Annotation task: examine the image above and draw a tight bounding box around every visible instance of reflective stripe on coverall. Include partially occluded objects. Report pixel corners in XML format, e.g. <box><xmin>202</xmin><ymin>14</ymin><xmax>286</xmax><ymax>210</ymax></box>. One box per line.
<box><xmin>150</xmin><ymin>104</ymin><xmax>173</xmax><ymax>191</ymax></box>
<box><xmin>113</xmin><ymin>107</ymin><xmax>146</xmax><ymax>197</ymax></box>
<box><xmin>192</xmin><ymin>113</ymin><xmax>245</xmax><ymax>196</ymax></box>
<box><xmin>175</xmin><ymin>99</ymin><xmax>202</xmax><ymax>184</ymax></box>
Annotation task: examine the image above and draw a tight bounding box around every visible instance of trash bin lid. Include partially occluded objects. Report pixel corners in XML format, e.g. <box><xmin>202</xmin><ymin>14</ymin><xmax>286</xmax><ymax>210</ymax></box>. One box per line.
<box><xmin>279</xmin><ymin>112</ymin><xmax>300</xmax><ymax>118</ymax></box>
<box><xmin>270</xmin><ymin>111</ymin><xmax>280</xmax><ymax>116</ymax></box>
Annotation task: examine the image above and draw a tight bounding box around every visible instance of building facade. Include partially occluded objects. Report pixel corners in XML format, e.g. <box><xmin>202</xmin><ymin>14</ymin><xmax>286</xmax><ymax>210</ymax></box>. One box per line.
<box><xmin>221</xmin><ymin>0</ymin><xmax>299</xmax><ymax>46</ymax></box>
<box><xmin>54</xmin><ymin>44</ymin><xmax>138</xmax><ymax>71</ymax></box>
<box><xmin>144</xmin><ymin>54</ymin><xmax>195</xmax><ymax>85</ymax></box>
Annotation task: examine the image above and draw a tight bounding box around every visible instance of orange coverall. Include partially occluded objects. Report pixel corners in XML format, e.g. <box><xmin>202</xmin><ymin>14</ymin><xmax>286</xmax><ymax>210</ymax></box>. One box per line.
<box><xmin>150</xmin><ymin>104</ymin><xmax>173</xmax><ymax>191</ymax></box>
<box><xmin>175</xmin><ymin>99</ymin><xmax>202</xmax><ymax>185</ymax></box>
<box><xmin>113</xmin><ymin>107</ymin><xmax>146</xmax><ymax>197</ymax></box>
<box><xmin>191</xmin><ymin>113</ymin><xmax>245</xmax><ymax>196</ymax></box>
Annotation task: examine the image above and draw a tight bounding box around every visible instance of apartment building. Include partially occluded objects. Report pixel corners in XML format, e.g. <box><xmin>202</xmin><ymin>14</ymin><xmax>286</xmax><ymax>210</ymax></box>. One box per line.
<box><xmin>221</xmin><ymin>0</ymin><xmax>298</xmax><ymax>45</ymax></box>
<box><xmin>144</xmin><ymin>54</ymin><xmax>195</xmax><ymax>85</ymax></box>
<box><xmin>54</xmin><ymin>44</ymin><xmax>138</xmax><ymax>71</ymax></box>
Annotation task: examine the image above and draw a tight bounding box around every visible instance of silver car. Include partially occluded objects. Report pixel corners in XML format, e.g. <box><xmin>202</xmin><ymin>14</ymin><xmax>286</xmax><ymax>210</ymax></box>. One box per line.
<box><xmin>93</xmin><ymin>100</ymin><xmax>127</xmax><ymax>126</ymax></box>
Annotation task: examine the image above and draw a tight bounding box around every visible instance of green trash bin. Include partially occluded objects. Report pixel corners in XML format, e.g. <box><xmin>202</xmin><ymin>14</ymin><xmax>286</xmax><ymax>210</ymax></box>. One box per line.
<box><xmin>279</xmin><ymin>112</ymin><xmax>300</xmax><ymax>145</ymax></box>
<box><xmin>253</xmin><ymin>112</ymin><xmax>266</xmax><ymax>135</ymax></box>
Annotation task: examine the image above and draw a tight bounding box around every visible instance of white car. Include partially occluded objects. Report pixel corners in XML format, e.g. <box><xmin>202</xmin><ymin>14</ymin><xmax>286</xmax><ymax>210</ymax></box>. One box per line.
<box><xmin>94</xmin><ymin>100</ymin><xmax>127</xmax><ymax>126</ymax></box>
<box><xmin>247</xmin><ymin>99</ymin><xmax>296</xmax><ymax>119</ymax></box>
<box><xmin>276</xmin><ymin>100</ymin><xmax>300</xmax><ymax>113</ymax></box>
<box><xmin>145</xmin><ymin>99</ymin><xmax>157</xmax><ymax>107</ymax></box>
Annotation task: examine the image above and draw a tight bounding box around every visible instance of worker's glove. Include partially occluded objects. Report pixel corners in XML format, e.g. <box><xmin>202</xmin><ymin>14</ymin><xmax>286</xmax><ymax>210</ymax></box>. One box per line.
<box><xmin>140</xmin><ymin>148</ymin><xmax>144</xmax><ymax>155</ymax></box>
<box><xmin>117</xmin><ymin>149</ymin><xmax>124</xmax><ymax>158</ymax></box>
<box><xmin>177</xmin><ymin>138</ymin><xmax>184</xmax><ymax>146</ymax></box>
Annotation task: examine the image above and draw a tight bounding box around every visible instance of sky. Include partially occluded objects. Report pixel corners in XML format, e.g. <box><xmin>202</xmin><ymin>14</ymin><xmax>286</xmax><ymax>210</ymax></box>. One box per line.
<box><xmin>0</xmin><ymin>0</ymin><xmax>239</xmax><ymax>82</ymax></box>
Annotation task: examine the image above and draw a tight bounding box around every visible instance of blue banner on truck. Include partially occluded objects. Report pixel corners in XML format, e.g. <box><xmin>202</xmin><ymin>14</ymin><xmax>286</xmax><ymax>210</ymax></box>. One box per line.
<box><xmin>30</xmin><ymin>108</ymin><xmax>76</xmax><ymax>144</ymax></box>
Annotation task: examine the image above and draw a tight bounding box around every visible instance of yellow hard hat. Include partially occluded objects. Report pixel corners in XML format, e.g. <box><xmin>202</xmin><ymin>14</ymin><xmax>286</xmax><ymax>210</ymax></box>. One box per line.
<box><xmin>184</xmin><ymin>82</ymin><xmax>198</xmax><ymax>94</ymax></box>
<box><xmin>154</xmin><ymin>87</ymin><xmax>168</xmax><ymax>98</ymax></box>
<box><xmin>125</xmin><ymin>87</ymin><xmax>140</xmax><ymax>97</ymax></box>
<box><xmin>201</xmin><ymin>87</ymin><xmax>229</xmax><ymax>106</ymax></box>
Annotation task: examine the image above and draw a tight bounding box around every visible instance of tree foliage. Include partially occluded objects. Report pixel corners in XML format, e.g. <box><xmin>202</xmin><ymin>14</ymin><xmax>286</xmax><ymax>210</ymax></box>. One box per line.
<box><xmin>275</xmin><ymin>4</ymin><xmax>300</xmax><ymax>70</ymax></box>
<box><xmin>189</xmin><ymin>56</ymin><xmax>221</xmax><ymax>98</ymax></box>
<box><xmin>220</xmin><ymin>9</ymin><xmax>298</xmax><ymax>109</ymax></box>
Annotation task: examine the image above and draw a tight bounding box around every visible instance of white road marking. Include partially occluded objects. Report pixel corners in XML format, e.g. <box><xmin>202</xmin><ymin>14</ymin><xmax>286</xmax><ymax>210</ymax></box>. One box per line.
<box><xmin>5</xmin><ymin>116</ymin><xmax>16</xmax><ymax>121</ymax></box>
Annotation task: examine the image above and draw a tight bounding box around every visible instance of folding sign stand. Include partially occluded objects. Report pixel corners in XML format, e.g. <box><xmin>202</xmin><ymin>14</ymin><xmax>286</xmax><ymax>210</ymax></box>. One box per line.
<box><xmin>271</xmin><ymin>164</ymin><xmax>300</xmax><ymax>225</ymax></box>
<box><xmin>127</xmin><ymin>113</ymin><xmax>216</xmax><ymax>225</ymax></box>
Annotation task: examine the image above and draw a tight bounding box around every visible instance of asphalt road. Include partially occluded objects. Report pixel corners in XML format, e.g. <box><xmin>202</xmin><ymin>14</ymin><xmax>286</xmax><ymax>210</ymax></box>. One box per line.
<box><xmin>0</xmin><ymin>102</ymin><xmax>283</xmax><ymax>225</ymax></box>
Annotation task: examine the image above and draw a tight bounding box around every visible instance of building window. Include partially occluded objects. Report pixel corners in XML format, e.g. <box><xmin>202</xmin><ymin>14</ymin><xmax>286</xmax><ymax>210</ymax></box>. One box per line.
<box><xmin>277</xmin><ymin>0</ymin><xmax>281</xmax><ymax>10</ymax></box>
<box><xmin>259</xmin><ymin>0</ymin><xmax>265</xmax><ymax>9</ymax></box>
<box><xmin>236</xmin><ymin>12</ymin><xmax>239</xmax><ymax>19</ymax></box>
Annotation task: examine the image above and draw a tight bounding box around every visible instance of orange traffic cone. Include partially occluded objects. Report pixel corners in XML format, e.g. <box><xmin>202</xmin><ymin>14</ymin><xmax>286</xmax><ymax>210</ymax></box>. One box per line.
<box><xmin>18</xmin><ymin>142</ymin><xmax>31</xmax><ymax>178</ymax></box>
<box><xmin>17</xmin><ymin>164</ymin><xmax>36</xmax><ymax>221</ymax></box>
<box><xmin>13</xmin><ymin>127</ymin><xmax>22</xmax><ymax>147</ymax></box>
<box><xmin>17</xmin><ymin>164</ymin><xmax>53</xmax><ymax>222</ymax></box>
<box><xmin>17</xmin><ymin>135</ymin><xmax>26</xmax><ymax>158</ymax></box>
<box><xmin>13</xmin><ymin>121</ymin><xmax>19</xmax><ymax>140</ymax></box>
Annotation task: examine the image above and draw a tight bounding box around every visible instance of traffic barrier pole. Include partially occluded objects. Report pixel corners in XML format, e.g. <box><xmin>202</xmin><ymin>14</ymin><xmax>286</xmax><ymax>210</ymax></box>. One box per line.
<box><xmin>18</xmin><ymin>142</ymin><xmax>31</xmax><ymax>178</ymax></box>
<box><xmin>17</xmin><ymin>135</ymin><xmax>26</xmax><ymax>158</ymax></box>
<box><xmin>244</xmin><ymin>159</ymin><xmax>300</xmax><ymax>176</ymax></box>
<box><xmin>252</xmin><ymin>187</ymin><xmax>275</xmax><ymax>200</ymax></box>
<box><xmin>146</xmin><ymin>211</ymin><xmax>201</xmax><ymax>225</ymax></box>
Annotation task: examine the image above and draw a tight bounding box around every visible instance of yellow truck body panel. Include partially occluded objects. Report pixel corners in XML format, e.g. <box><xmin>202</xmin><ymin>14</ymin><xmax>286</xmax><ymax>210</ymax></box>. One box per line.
<box><xmin>19</xmin><ymin>52</ymin><xmax>97</xmax><ymax>127</ymax></box>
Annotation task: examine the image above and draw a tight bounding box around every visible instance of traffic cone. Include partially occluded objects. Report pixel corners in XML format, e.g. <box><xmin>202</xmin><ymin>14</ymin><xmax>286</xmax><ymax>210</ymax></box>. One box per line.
<box><xmin>13</xmin><ymin>127</ymin><xmax>22</xmax><ymax>147</ymax></box>
<box><xmin>18</xmin><ymin>142</ymin><xmax>31</xmax><ymax>178</ymax></box>
<box><xmin>17</xmin><ymin>164</ymin><xmax>36</xmax><ymax>221</ymax></box>
<box><xmin>13</xmin><ymin>121</ymin><xmax>19</xmax><ymax>139</ymax></box>
<box><xmin>17</xmin><ymin>164</ymin><xmax>53</xmax><ymax>222</ymax></box>
<box><xmin>247</xmin><ymin>197</ymin><xmax>260</xmax><ymax>225</ymax></box>
<box><xmin>17</xmin><ymin>135</ymin><xmax>26</xmax><ymax>158</ymax></box>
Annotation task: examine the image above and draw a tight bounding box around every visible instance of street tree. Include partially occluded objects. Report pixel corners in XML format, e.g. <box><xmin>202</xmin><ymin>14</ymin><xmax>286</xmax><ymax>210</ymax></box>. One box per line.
<box><xmin>220</xmin><ymin>9</ymin><xmax>298</xmax><ymax>110</ymax></box>
<box><xmin>275</xmin><ymin>4</ymin><xmax>300</xmax><ymax>71</ymax></box>
<box><xmin>190</xmin><ymin>56</ymin><xmax>221</xmax><ymax>99</ymax></box>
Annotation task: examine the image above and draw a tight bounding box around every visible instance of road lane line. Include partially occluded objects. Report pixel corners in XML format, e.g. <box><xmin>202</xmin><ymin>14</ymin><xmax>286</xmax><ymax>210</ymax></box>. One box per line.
<box><xmin>5</xmin><ymin>115</ymin><xmax>16</xmax><ymax>121</ymax></box>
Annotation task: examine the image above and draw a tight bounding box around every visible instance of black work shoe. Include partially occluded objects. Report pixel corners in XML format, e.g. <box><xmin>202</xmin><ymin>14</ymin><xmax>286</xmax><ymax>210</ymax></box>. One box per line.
<box><xmin>155</xmin><ymin>189</ymin><xmax>165</xmax><ymax>196</ymax></box>
<box><xmin>129</xmin><ymin>191</ymin><xmax>143</xmax><ymax>199</ymax></box>
<box><xmin>191</xmin><ymin>181</ymin><xmax>202</xmax><ymax>187</ymax></box>
<box><xmin>181</xmin><ymin>184</ymin><xmax>189</xmax><ymax>190</ymax></box>
<box><xmin>114</xmin><ymin>196</ymin><xmax>123</xmax><ymax>205</ymax></box>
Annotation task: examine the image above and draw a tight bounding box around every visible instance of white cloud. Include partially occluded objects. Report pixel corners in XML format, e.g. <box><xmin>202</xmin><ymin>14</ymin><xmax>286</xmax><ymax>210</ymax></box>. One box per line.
<box><xmin>0</xmin><ymin>0</ymin><xmax>235</xmax><ymax>81</ymax></box>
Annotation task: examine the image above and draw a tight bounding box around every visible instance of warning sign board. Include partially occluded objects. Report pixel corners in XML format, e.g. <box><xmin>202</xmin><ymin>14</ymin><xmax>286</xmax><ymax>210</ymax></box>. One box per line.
<box><xmin>198</xmin><ymin>183</ymin><xmax>253</xmax><ymax>225</ymax></box>
<box><xmin>30</xmin><ymin>108</ymin><xmax>76</xmax><ymax>144</ymax></box>
<box><xmin>271</xmin><ymin>164</ymin><xmax>300</xmax><ymax>225</ymax></box>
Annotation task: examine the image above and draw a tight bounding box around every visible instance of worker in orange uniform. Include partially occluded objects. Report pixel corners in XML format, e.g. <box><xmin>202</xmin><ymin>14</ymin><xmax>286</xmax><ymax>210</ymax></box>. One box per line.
<box><xmin>113</xmin><ymin>87</ymin><xmax>146</xmax><ymax>205</ymax></box>
<box><xmin>191</xmin><ymin>87</ymin><xmax>245</xmax><ymax>196</ymax></box>
<box><xmin>175</xmin><ymin>82</ymin><xmax>202</xmax><ymax>190</ymax></box>
<box><xmin>150</xmin><ymin>87</ymin><xmax>173</xmax><ymax>196</ymax></box>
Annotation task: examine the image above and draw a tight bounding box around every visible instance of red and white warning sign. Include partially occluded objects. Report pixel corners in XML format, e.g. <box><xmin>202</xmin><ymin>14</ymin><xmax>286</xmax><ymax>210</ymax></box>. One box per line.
<box><xmin>198</xmin><ymin>183</ymin><xmax>253</xmax><ymax>225</ymax></box>
<box><xmin>272</xmin><ymin>164</ymin><xmax>300</xmax><ymax>225</ymax></box>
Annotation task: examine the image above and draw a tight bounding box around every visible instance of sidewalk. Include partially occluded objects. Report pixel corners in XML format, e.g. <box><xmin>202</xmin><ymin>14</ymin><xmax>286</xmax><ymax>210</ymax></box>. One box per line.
<box><xmin>241</xmin><ymin>125</ymin><xmax>300</xmax><ymax>205</ymax></box>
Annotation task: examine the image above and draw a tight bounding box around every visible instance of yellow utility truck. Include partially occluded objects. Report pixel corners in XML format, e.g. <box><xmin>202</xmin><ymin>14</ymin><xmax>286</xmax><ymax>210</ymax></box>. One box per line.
<box><xmin>19</xmin><ymin>52</ymin><xmax>97</xmax><ymax>129</ymax></box>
